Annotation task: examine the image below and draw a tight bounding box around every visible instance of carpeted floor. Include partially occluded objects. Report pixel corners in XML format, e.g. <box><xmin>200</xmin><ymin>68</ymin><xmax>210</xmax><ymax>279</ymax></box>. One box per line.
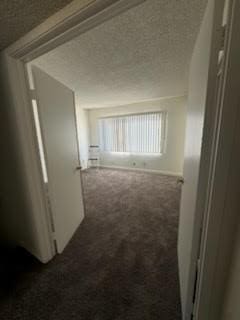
<box><xmin>0</xmin><ymin>168</ymin><xmax>182</xmax><ymax>320</ymax></box>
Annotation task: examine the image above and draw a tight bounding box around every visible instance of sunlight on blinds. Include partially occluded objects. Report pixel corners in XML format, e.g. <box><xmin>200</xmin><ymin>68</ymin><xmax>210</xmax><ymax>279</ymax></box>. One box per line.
<box><xmin>99</xmin><ymin>112</ymin><xmax>166</xmax><ymax>154</ymax></box>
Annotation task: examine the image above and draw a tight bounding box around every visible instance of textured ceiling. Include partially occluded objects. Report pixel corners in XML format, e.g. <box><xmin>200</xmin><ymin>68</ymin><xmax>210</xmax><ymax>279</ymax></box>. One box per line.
<box><xmin>0</xmin><ymin>0</ymin><xmax>73</xmax><ymax>51</ymax></box>
<box><xmin>32</xmin><ymin>0</ymin><xmax>207</xmax><ymax>109</ymax></box>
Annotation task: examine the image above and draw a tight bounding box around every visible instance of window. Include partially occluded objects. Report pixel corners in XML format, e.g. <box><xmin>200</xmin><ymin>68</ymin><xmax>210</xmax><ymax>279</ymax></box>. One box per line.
<box><xmin>99</xmin><ymin>112</ymin><xmax>166</xmax><ymax>154</ymax></box>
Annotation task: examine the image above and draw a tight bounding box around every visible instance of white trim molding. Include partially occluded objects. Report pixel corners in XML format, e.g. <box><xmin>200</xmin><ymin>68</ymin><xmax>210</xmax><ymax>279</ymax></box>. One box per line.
<box><xmin>195</xmin><ymin>1</ymin><xmax>240</xmax><ymax>319</ymax></box>
<box><xmin>6</xmin><ymin>0</ymin><xmax>145</xmax><ymax>61</ymax></box>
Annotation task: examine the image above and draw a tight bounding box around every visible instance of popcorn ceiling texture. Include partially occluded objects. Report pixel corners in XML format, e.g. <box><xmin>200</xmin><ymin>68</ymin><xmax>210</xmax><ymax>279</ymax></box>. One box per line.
<box><xmin>32</xmin><ymin>0</ymin><xmax>207</xmax><ymax>109</ymax></box>
<box><xmin>0</xmin><ymin>0</ymin><xmax>73</xmax><ymax>51</ymax></box>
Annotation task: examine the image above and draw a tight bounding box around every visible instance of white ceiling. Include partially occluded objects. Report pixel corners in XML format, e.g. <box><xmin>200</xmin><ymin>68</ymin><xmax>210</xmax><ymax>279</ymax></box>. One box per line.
<box><xmin>32</xmin><ymin>0</ymin><xmax>207</xmax><ymax>109</ymax></box>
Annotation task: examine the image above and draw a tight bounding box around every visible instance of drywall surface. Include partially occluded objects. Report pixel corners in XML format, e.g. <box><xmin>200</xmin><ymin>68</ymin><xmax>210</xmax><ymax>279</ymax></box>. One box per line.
<box><xmin>75</xmin><ymin>98</ymin><xmax>89</xmax><ymax>170</ymax></box>
<box><xmin>0</xmin><ymin>54</ymin><xmax>19</xmax><ymax>245</ymax></box>
<box><xmin>0</xmin><ymin>53</ymin><xmax>41</xmax><ymax>255</ymax></box>
<box><xmin>177</xmin><ymin>0</ymin><xmax>215</xmax><ymax>317</ymax></box>
<box><xmin>221</xmin><ymin>221</ymin><xmax>240</xmax><ymax>320</ymax></box>
<box><xmin>220</xmin><ymin>105</ymin><xmax>240</xmax><ymax>320</ymax></box>
<box><xmin>88</xmin><ymin>96</ymin><xmax>186</xmax><ymax>175</ymax></box>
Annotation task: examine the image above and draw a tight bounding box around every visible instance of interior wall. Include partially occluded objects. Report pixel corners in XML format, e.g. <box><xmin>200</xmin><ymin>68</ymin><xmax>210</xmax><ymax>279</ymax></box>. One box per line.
<box><xmin>177</xmin><ymin>0</ymin><xmax>215</xmax><ymax>317</ymax></box>
<box><xmin>88</xmin><ymin>96</ymin><xmax>187</xmax><ymax>175</ymax></box>
<box><xmin>75</xmin><ymin>97</ymin><xmax>89</xmax><ymax>170</ymax></box>
<box><xmin>0</xmin><ymin>53</ymin><xmax>20</xmax><ymax>246</ymax></box>
<box><xmin>220</xmin><ymin>104</ymin><xmax>240</xmax><ymax>320</ymax></box>
<box><xmin>221</xmin><ymin>220</ymin><xmax>240</xmax><ymax>320</ymax></box>
<box><xmin>0</xmin><ymin>53</ymin><xmax>42</xmax><ymax>256</ymax></box>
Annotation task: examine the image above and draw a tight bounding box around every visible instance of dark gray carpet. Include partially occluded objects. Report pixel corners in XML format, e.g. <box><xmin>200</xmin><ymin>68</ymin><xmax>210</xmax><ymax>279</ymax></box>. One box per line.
<box><xmin>0</xmin><ymin>168</ymin><xmax>182</xmax><ymax>320</ymax></box>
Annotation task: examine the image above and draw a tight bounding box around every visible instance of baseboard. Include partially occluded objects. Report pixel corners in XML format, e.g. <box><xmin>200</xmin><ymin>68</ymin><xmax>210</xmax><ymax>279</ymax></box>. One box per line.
<box><xmin>98</xmin><ymin>165</ymin><xmax>182</xmax><ymax>177</ymax></box>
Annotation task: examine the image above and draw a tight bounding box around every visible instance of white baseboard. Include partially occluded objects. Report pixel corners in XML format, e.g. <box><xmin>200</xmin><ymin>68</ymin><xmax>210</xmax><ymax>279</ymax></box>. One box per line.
<box><xmin>98</xmin><ymin>165</ymin><xmax>182</xmax><ymax>177</ymax></box>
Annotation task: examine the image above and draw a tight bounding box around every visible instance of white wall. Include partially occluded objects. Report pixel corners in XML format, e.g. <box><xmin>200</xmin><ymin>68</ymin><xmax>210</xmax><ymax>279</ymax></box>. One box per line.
<box><xmin>0</xmin><ymin>53</ymin><xmax>21</xmax><ymax>246</ymax></box>
<box><xmin>0</xmin><ymin>53</ymin><xmax>47</xmax><ymax>259</ymax></box>
<box><xmin>221</xmin><ymin>220</ymin><xmax>240</xmax><ymax>320</ymax></box>
<box><xmin>177</xmin><ymin>0</ymin><xmax>214</xmax><ymax>317</ymax></box>
<box><xmin>75</xmin><ymin>96</ymin><xmax>89</xmax><ymax>170</ymax></box>
<box><xmin>88</xmin><ymin>96</ymin><xmax>186</xmax><ymax>175</ymax></box>
<box><xmin>218</xmin><ymin>123</ymin><xmax>240</xmax><ymax>320</ymax></box>
<box><xmin>220</xmin><ymin>101</ymin><xmax>240</xmax><ymax>320</ymax></box>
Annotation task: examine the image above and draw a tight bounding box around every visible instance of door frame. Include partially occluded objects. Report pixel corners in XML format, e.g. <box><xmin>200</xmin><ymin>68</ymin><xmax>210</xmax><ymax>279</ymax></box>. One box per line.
<box><xmin>181</xmin><ymin>0</ymin><xmax>227</xmax><ymax>318</ymax></box>
<box><xmin>2</xmin><ymin>0</ymin><xmax>239</xmax><ymax>318</ymax></box>
<box><xmin>194</xmin><ymin>0</ymin><xmax>240</xmax><ymax>318</ymax></box>
<box><xmin>2</xmin><ymin>0</ymin><xmax>146</xmax><ymax>263</ymax></box>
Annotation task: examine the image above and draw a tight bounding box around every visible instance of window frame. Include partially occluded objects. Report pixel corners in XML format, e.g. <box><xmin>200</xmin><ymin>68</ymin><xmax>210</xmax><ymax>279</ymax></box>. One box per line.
<box><xmin>98</xmin><ymin>111</ymin><xmax>167</xmax><ymax>155</ymax></box>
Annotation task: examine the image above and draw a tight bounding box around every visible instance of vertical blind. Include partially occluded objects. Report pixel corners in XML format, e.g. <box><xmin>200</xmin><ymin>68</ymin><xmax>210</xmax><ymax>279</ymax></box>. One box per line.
<box><xmin>99</xmin><ymin>112</ymin><xmax>166</xmax><ymax>154</ymax></box>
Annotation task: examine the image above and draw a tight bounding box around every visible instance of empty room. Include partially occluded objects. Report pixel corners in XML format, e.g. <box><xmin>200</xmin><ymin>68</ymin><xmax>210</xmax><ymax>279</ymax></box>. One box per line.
<box><xmin>1</xmin><ymin>0</ymin><xmax>238</xmax><ymax>320</ymax></box>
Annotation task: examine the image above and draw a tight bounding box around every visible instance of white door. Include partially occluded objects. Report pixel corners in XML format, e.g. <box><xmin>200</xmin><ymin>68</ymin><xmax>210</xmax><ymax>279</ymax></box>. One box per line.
<box><xmin>177</xmin><ymin>0</ymin><xmax>224</xmax><ymax>319</ymax></box>
<box><xmin>32</xmin><ymin>66</ymin><xmax>85</xmax><ymax>253</ymax></box>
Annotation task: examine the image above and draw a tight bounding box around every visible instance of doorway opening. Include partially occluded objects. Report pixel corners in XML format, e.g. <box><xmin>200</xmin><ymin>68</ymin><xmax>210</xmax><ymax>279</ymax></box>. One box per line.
<box><xmin>2</xmin><ymin>0</ymin><xmax>236</xmax><ymax>319</ymax></box>
<box><xmin>25</xmin><ymin>2</ymin><xmax>191</xmax><ymax>315</ymax></box>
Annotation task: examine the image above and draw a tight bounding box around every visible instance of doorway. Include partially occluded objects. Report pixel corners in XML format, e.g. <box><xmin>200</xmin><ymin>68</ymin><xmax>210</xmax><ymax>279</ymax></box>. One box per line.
<box><xmin>1</xmin><ymin>0</ymin><xmax>236</xmax><ymax>320</ymax></box>
<box><xmin>23</xmin><ymin>2</ymin><xmax>191</xmax><ymax>316</ymax></box>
